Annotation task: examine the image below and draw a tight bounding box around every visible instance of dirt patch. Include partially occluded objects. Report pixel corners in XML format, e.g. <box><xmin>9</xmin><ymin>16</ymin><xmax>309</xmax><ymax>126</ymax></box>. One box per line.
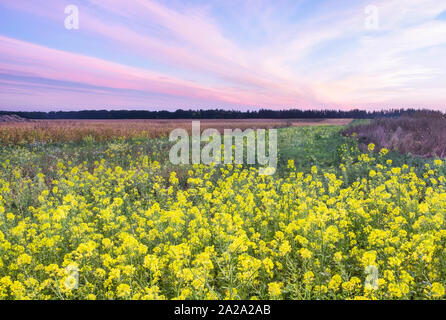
<box><xmin>0</xmin><ymin>114</ymin><xmax>29</xmax><ymax>122</ymax></box>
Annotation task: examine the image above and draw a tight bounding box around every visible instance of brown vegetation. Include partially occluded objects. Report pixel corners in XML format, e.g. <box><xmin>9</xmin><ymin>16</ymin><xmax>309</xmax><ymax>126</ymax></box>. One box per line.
<box><xmin>0</xmin><ymin>118</ymin><xmax>349</xmax><ymax>145</ymax></box>
<box><xmin>343</xmin><ymin>111</ymin><xmax>446</xmax><ymax>158</ymax></box>
<box><xmin>290</xmin><ymin>118</ymin><xmax>352</xmax><ymax>126</ymax></box>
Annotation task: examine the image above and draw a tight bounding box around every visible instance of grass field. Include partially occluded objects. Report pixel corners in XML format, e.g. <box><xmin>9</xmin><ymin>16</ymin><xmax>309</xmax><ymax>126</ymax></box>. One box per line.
<box><xmin>0</xmin><ymin>119</ymin><xmax>352</xmax><ymax>145</ymax></box>
<box><xmin>1</xmin><ymin>118</ymin><xmax>446</xmax><ymax>300</ymax></box>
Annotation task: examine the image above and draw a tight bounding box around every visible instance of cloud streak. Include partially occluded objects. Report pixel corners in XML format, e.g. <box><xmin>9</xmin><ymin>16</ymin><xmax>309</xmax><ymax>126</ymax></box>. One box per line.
<box><xmin>0</xmin><ymin>0</ymin><xmax>445</xmax><ymax>110</ymax></box>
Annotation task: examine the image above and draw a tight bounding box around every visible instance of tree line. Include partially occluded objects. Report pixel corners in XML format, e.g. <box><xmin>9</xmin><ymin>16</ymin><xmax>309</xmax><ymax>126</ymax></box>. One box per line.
<box><xmin>0</xmin><ymin>108</ymin><xmax>437</xmax><ymax>120</ymax></box>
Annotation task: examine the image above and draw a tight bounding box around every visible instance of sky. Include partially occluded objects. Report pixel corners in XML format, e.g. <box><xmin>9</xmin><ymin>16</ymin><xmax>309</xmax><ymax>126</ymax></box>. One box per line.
<box><xmin>0</xmin><ymin>0</ymin><xmax>445</xmax><ymax>111</ymax></box>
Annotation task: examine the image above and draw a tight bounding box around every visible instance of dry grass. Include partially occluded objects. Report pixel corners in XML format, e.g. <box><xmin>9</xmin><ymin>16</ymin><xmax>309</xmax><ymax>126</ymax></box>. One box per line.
<box><xmin>343</xmin><ymin>111</ymin><xmax>446</xmax><ymax>158</ymax></box>
<box><xmin>290</xmin><ymin>118</ymin><xmax>353</xmax><ymax>127</ymax></box>
<box><xmin>0</xmin><ymin>118</ymin><xmax>347</xmax><ymax>145</ymax></box>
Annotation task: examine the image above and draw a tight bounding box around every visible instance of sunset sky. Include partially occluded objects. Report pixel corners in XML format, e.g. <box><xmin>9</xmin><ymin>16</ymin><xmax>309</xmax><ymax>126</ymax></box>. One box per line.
<box><xmin>0</xmin><ymin>0</ymin><xmax>445</xmax><ymax>111</ymax></box>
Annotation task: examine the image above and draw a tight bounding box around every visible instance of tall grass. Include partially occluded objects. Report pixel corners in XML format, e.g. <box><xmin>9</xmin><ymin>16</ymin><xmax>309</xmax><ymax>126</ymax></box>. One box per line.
<box><xmin>0</xmin><ymin>119</ymin><xmax>298</xmax><ymax>145</ymax></box>
<box><xmin>0</xmin><ymin>119</ymin><xmax>353</xmax><ymax>145</ymax></box>
<box><xmin>343</xmin><ymin>111</ymin><xmax>446</xmax><ymax>158</ymax></box>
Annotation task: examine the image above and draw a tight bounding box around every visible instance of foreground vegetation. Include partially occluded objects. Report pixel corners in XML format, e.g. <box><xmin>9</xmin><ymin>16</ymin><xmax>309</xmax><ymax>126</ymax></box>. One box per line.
<box><xmin>0</xmin><ymin>122</ymin><xmax>445</xmax><ymax>300</ymax></box>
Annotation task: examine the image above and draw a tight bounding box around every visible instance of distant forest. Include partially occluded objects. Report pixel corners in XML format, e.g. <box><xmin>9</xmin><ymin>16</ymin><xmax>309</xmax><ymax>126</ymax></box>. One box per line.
<box><xmin>0</xmin><ymin>108</ymin><xmax>436</xmax><ymax>120</ymax></box>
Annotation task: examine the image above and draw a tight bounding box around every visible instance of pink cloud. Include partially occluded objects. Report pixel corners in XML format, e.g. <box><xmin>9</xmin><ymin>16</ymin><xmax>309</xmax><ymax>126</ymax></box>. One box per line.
<box><xmin>3</xmin><ymin>0</ymin><xmax>444</xmax><ymax>110</ymax></box>
<box><xmin>0</xmin><ymin>36</ymin><xmax>323</xmax><ymax>109</ymax></box>
<box><xmin>0</xmin><ymin>0</ymin><xmax>327</xmax><ymax>109</ymax></box>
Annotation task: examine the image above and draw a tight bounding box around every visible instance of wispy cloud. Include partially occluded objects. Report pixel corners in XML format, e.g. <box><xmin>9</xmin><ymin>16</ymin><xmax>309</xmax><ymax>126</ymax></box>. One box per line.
<box><xmin>0</xmin><ymin>0</ymin><xmax>445</xmax><ymax>110</ymax></box>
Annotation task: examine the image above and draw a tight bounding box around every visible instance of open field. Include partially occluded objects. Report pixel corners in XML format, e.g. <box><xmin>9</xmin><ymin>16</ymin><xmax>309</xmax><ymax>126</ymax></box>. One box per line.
<box><xmin>0</xmin><ymin>117</ymin><xmax>446</xmax><ymax>300</ymax></box>
<box><xmin>0</xmin><ymin>119</ymin><xmax>352</xmax><ymax>145</ymax></box>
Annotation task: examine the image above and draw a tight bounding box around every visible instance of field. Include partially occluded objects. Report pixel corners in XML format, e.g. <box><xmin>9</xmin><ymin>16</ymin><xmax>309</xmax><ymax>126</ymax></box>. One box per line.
<box><xmin>0</xmin><ymin>119</ymin><xmax>351</xmax><ymax>145</ymax></box>
<box><xmin>1</xmin><ymin>117</ymin><xmax>446</xmax><ymax>300</ymax></box>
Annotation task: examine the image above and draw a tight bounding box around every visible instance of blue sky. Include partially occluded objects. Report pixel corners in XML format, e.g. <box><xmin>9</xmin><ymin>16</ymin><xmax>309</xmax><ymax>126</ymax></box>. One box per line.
<box><xmin>0</xmin><ymin>0</ymin><xmax>445</xmax><ymax>111</ymax></box>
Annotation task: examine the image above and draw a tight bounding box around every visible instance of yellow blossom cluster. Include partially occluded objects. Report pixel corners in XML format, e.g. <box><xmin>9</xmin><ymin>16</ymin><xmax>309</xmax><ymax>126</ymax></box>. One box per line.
<box><xmin>0</xmin><ymin>144</ymin><xmax>445</xmax><ymax>300</ymax></box>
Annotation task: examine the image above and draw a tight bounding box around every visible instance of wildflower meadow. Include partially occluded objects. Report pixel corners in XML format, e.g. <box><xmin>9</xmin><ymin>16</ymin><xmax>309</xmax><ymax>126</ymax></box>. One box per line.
<box><xmin>0</xmin><ymin>123</ymin><xmax>445</xmax><ymax>300</ymax></box>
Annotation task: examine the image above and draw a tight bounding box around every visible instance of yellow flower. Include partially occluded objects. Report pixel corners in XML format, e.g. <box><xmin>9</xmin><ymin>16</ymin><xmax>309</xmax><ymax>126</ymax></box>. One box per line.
<box><xmin>303</xmin><ymin>271</ymin><xmax>314</xmax><ymax>284</ymax></box>
<box><xmin>262</xmin><ymin>258</ymin><xmax>274</xmax><ymax>278</ymax></box>
<box><xmin>268</xmin><ymin>282</ymin><xmax>283</xmax><ymax>298</ymax></box>
<box><xmin>328</xmin><ymin>274</ymin><xmax>342</xmax><ymax>292</ymax></box>
<box><xmin>279</xmin><ymin>240</ymin><xmax>291</xmax><ymax>256</ymax></box>
<box><xmin>334</xmin><ymin>252</ymin><xmax>343</xmax><ymax>263</ymax></box>
<box><xmin>116</xmin><ymin>284</ymin><xmax>131</xmax><ymax>298</ymax></box>
<box><xmin>299</xmin><ymin>248</ymin><xmax>312</xmax><ymax>259</ymax></box>
<box><xmin>431</xmin><ymin>283</ymin><xmax>445</xmax><ymax>298</ymax></box>
<box><xmin>17</xmin><ymin>253</ymin><xmax>32</xmax><ymax>266</ymax></box>
<box><xmin>361</xmin><ymin>251</ymin><xmax>377</xmax><ymax>267</ymax></box>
